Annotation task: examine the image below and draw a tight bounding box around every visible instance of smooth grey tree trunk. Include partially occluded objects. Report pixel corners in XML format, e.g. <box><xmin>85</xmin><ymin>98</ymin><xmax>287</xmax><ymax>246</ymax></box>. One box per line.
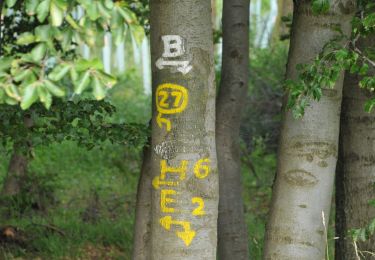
<box><xmin>335</xmin><ymin>35</ymin><xmax>375</xmax><ymax>260</ymax></box>
<box><xmin>264</xmin><ymin>1</ymin><xmax>355</xmax><ymax>259</ymax></box>
<box><xmin>132</xmin><ymin>143</ymin><xmax>152</xmax><ymax>260</ymax></box>
<box><xmin>149</xmin><ymin>0</ymin><xmax>218</xmax><ymax>259</ymax></box>
<box><xmin>217</xmin><ymin>0</ymin><xmax>250</xmax><ymax>259</ymax></box>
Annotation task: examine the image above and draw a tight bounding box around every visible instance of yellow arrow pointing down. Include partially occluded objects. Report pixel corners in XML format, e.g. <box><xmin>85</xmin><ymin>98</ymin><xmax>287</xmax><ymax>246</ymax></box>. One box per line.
<box><xmin>159</xmin><ymin>216</ymin><xmax>196</xmax><ymax>246</ymax></box>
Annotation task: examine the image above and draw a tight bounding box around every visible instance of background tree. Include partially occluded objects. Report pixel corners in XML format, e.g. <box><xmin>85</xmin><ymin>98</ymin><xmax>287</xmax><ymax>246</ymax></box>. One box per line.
<box><xmin>264</xmin><ymin>0</ymin><xmax>355</xmax><ymax>258</ymax></box>
<box><xmin>217</xmin><ymin>0</ymin><xmax>250</xmax><ymax>259</ymax></box>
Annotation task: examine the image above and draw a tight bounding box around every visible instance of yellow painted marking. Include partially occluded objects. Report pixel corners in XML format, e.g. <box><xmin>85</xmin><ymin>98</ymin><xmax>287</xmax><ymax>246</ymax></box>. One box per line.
<box><xmin>156</xmin><ymin>113</ymin><xmax>171</xmax><ymax>132</ymax></box>
<box><xmin>152</xmin><ymin>176</ymin><xmax>179</xmax><ymax>190</ymax></box>
<box><xmin>159</xmin><ymin>216</ymin><xmax>196</xmax><ymax>246</ymax></box>
<box><xmin>191</xmin><ymin>197</ymin><xmax>206</xmax><ymax>216</ymax></box>
<box><xmin>161</xmin><ymin>189</ymin><xmax>177</xmax><ymax>213</ymax></box>
<box><xmin>160</xmin><ymin>160</ymin><xmax>188</xmax><ymax>181</ymax></box>
<box><xmin>156</xmin><ymin>84</ymin><xmax>188</xmax><ymax>115</ymax></box>
<box><xmin>158</xmin><ymin>90</ymin><xmax>169</xmax><ymax>108</ymax></box>
<box><xmin>194</xmin><ymin>158</ymin><xmax>211</xmax><ymax>179</ymax></box>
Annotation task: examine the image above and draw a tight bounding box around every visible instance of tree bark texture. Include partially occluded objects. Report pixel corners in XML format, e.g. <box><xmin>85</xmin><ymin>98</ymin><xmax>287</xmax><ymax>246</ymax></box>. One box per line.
<box><xmin>335</xmin><ymin>35</ymin><xmax>375</xmax><ymax>260</ymax></box>
<box><xmin>217</xmin><ymin>0</ymin><xmax>250</xmax><ymax>259</ymax></box>
<box><xmin>1</xmin><ymin>149</ymin><xmax>28</xmax><ymax>196</ymax></box>
<box><xmin>132</xmin><ymin>143</ymin><xmax>152</xmax><ymax>260</ymax></box>
<box><xmin>149</xmin><ymin>0</ymin><xmax>218</xmax><ymax>259</ymax></box>
<box><xmin>264</xmin><ymin>1</ymin><xmax>355</xmax><ymax>259</ymax></box>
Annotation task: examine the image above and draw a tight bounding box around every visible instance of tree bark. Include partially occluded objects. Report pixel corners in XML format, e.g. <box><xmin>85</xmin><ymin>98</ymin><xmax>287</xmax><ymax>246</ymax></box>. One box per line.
<box><xmin>216</xmin><ymin>0</ymin><xmax>250</xmax><ymax>259</ymax></box>
<box><xmin>132</xmin><ymin>142</ymin><xmax>152</xmax><ymax>260</ymax></box>
<box><xmin>149</xmin><ymin>0</ymin><xmax>218</xmax><ymax>259</ymax></box>
<box><xmin>1</xmin><ymin>148</ymin><xmax>28</xmax><ymax>196</ymax></box>
<box><xmin>264</xmin><ymin>1</ymin><xmax>355</xmax><ymax>259</ymax></box>
<box><xmin>335</xmin><ymin>35</ymin><xmax>375</xmax><ymax>260</ymax></box>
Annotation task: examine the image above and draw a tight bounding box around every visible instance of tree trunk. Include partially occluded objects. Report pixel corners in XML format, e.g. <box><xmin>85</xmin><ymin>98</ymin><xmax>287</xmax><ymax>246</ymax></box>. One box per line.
<box><xmin>132</xmin><ymin>142</ymin><xmax>152</xmax><ymax>260</ymax></box>
<box><xmin>1</xmin><ymin>148</ymin><xmax>28</xmax><ymax>196</ymax></box>
<box><xmin>264</xmin><ymin>1</ymin><xmax>355</xmax><ymax>259</ymax></box>
<box><xmin>335</xmin><ymin>35</ymin><xmax>375</xmax><ymax>259</ymax></box>
<box><xmin>149</xmin><ymin>0</ymin><xmax>218</xmax><ymax>259</ymax></box>
<box><xmin>217</xmin><ymin>0</ymin><xmax>250</xmax><ymax>259</ymax></box>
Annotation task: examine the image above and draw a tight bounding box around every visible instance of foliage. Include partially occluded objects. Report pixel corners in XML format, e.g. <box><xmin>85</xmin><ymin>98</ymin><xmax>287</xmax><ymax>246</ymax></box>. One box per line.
<box><xmin>286</xmin><ymin>1</ymin><xmax>375</xmax><ymax>118</ymax></box>
<box><xmin>0</xmin><ymin>0</ymin><xmax>144</xmax><ymax>109</ymax></box>
<box><xmin>350</xmin><ymin>198</ymin><xmax>375</xmax><ymax>242</ymax></box>
<box><xmin>0</xmin><ymin>100</ymin><xmax>149</xmax><ymax>153</ymax></box>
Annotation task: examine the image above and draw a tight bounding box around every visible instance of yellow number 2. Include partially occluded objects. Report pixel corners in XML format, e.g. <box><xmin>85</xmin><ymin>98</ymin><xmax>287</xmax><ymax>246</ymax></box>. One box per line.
<box><xmin>192</xmin><ymin>197</ymin><xmax>205</xmax><ymax>216</ymax></box>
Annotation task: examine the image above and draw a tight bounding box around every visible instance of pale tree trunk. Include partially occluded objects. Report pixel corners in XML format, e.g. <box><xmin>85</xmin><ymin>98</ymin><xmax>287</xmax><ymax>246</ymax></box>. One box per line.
<box><xmin>335</xmin><ymin>35</ymin><xmax>375</xmax><ymax>259</ymax></box>
<box><xmin>272</xmin><ymin>0</ymin><xmax>293</xmax><ymax>42</ymax></box>
<box><xmin>132</xmin><ymin>142</ymin><xmax>152</xmax><ymax>260</ymax></box>
<box><xmin>264</xmin><ymin>1</ymin><xmax>355</xmax><ymax>259</ymax></box>
<box><xmin>148</xmin><ymin>0</ymin><xmax>218</xmax><ymax>259</ymax></box>
<box><xmin>217</xmin><ymin>0</ymin><xmax>250</xmax><ymax>259</ymax></box>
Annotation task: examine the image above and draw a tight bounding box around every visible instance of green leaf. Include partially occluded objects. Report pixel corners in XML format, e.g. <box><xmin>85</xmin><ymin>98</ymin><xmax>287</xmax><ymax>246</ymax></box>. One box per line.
<box><xmin>35</xmin><ymin>25</ymin><xmax>53</xmax><ymax>42</ymax></box>
<box><xmin>21</xmin><ymin>83</ymin><xmax>39</xmax><ymax>110</ymax></box>
<box><xmin>50</xmin><ymin>1</ymin><xmax>64</xmax><ymax>26</ymax></box>
<box><xmin>16</xmin><ymin>32</ymin><xmax>36</xmax><ymax>45</ymax></box>
<box><xmin>13</xmin><ymin>69</ymin><xmax>33</xmax><ymax>82</ymax></box>
<box><xmin>6</xmin><ymin>0</ymin><xmax>17</xmax><ymax>8</ymax></box>
<box><xmin>26</xmin><ymin>0</ymin><xmax>40</xmax><ymax>15</ymax></box>
<box><xmin>130</xmin><ymin>24</ymin><xmax>145</xmax><ymax>46</ymax></box>
<box><xmin>364</xmin><ymin>99</ymin><xmax>375</xmax><ymax>113</ymax></box>
<box><xmin>93</xmin><ymin>77</ymin><xmax>105</xmax><ymax>100</ymax></box>
<box><xmin>311</xmin><ymin>0</ymin><xmax>330</xmax><ymax>15</ymax></box>
<box><xmin>75</xmin><ymin>59</ymin><xmax>103</xmax><ymax>71</ymax></box>
<box><xmin>37</xmin><ymin>0</ymin><xmax>51</xmax><ymax>23</ymax></box>
<box><xmin>48</xmin><ymin>63</ymin><xmax>70</xmax><ymax>81</ymax></box>
<box><xmin>37</xmin><ymin>84</ymin><xmax>52</xmax><ymax>109</ymax></box>
<box><xmin>44</xmin><ymin>79</ymin><xmax>65</xmax><ymax>97</ymax></box>
<box><xmin>118</xmin><ymin>7</ymin><xmax>137</xmax><ymax>24</ymax></box>
<box><xmin>74</xmin><ymin>71</ymin><xmax>91</xmax><ymax>94</ymax></box>
<box><xmin>31</xmin><ymin>43</ymin><xmax>47</xmax><ymax>61</ymax></box>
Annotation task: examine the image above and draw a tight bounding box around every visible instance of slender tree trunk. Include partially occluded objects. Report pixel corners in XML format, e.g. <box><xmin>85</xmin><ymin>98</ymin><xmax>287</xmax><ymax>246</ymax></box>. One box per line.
<box><xmin>149</xmin><ymin>0</ymin><xmax>218</xmax><ymax>259</ymax></box>
<box><xmin>1</xmin><ymin>148</ymin><xmax>28</xmax><ymax>196</ymax></box>
<box><xmin>264</xmin><ymin>1</ymin><xmax>355</xmax><ymax>259</ymax></box>
<box><xmin>335</xmin><ymin>35</ymin><xmax>375</xmax><ymax>259</ymax></box>
<box><xmin>132</xmin><ymin>142</ymin><xmax>152</xmax><ymax>260</ymax></box>
<box><xmin>217</xmin><ymin>0</ymin><xmax>250</xmax><ymax>259</ymax></box>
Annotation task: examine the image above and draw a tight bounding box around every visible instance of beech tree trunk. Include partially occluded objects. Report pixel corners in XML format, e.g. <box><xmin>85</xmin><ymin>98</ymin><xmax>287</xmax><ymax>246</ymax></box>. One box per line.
<box><xmin>1</xmin><ymin>148</ymin><xmax>28</xmax><ymax>196</ymax></box>
<box><xmin>264</xmin><ymin>1</ymin><xmax>355</xmax><ymax>259</ymax></box>
<box><xmin>217</xmin><ymin>0</ymin><xmax>250</xmax><ymax>259</ymax></box>
<box><xmin>335</xmin><ymin>35</ymin><xmax>375</xmax><ymax>259</ymax></box>
<box><xmin>149</xmin><ymin>0</ymin><xmax>218</xmax><ymax>259</ymax></box>
<box><xmin>132</xmin><ymin>143</ymin><xmax>152</xmax><ymax>260</ymax></box>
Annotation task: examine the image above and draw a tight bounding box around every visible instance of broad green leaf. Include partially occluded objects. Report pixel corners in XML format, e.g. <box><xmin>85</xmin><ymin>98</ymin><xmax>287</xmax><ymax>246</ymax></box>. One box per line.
<box><xmin>364</xmin><ymin>99</ymin><xmax>375</xmax><ymax>113</ymax></box>
<box><xmin>50</xmin><ymin>1</ymin><xmax>64</xmax><ymax>26</ymax></box>
<box><xmin>35</xmin><ymin>25</ymin><xmax>53</xmax><ymax>42</ymax></box>
<box><xmin>118</xmin><ymin>7</ymin><xmax>137</xmax><ymax>24</ymax></box>
<box><xmin>4</xmin><ymin>84</ymin><xmax>21</xmax><ymax>101</ymax></box>
<box><xmin>37</xmin><ymin>84</ymin><xmax>52</xmax><ymax>109</ymax></box>
<box><xmin>21</xmin><ymin>83</ymin><xmax>39</xmax><ymax>110</ymax></box>
<box><xmin>97</xmin><ymin>71</ymin><xmax>116</xmax><ymax>88</ymax></box>
<box><xmin>85</xmin><ymin>1</ymin><xmax>100</xmax><ymax>20</ymax></box>
<box><xmin>13</xmin><ymin>69</ymin><xmax>33</xmax><ymax>82</ymax></box>
<box><xmin>104</xmin><ymin>0</ymin><xmax>114</xmax><ymax>9</ymax></box>
<box><xmin>16</xmin><ymin>32</ymin><xmax>36</xmax><ymax>45</ymax></box>
<box><xmin>44</xmin><ymin>79</ymin><xmax>65</xmax><ymax>97</ymax></box>
<box><xmin>75</xmin><ymin>59</ymin><xmax>103</xmax><ymax>71</ymax></box>
<box><xmin>48</xmin><ymin>63</ymin><xmax>70</xmax><ymax>81</ymax></box>
<box><xmin>37</xmin><ymin>0</ymin><xmax>51</xmax><ymax>23</ymax></box>
<box><xmin>93</xmin><ymin>77</ymin><xmax>105</xmax><ymax>100</ymax></box>
<box><xmin>0</xmin><ymin>57</ymin><xmax>13</xmax><ymax>72</ymax></box>
<box><xmin>74</xmin><ymin>71</ymin><xmax>91</xmax><ymax>94</ymax></box>
<box><xmin>97</xmin><ymin>2</ymin><xmax>111</xmax><ymax>19</ymax></box>
<box><xmin>26</xmin><ymin>0</ymin><xmax>40</xmax><ymax>15</ymax></box>
<box><xmin>130</xmin><ymin>24</ymin><xmax>145</xmax><ymax>46</ymax></box>
<box><xmin>6</xmin><ymin>0</ymin><xmax>17</xmax><ymax>8</ymax></box>
<box><xmin>31</xmin><ymin>43</ymin><xmax>47</xmax><ymax>61</ymax></box>
<box><xmin>311</xmin><ymin>0</ymin><xmax>330</xmax><ymax>15</ymax></box>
